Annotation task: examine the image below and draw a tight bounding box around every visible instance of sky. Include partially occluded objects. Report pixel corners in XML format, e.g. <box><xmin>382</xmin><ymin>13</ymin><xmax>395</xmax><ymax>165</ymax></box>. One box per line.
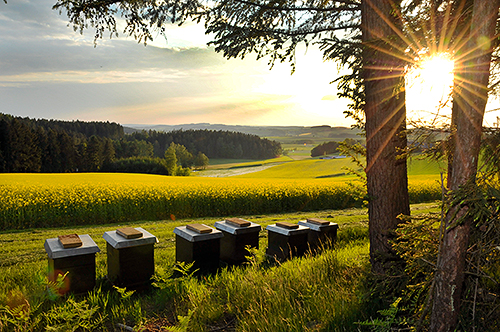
<box><xmin>0</xmin><ymin>0</ymin><xmax>355</xmax><ymax>127</ymax></box>
<box><xmin>1</xmin><ymin>0</ymin><xmax>498</xmax><ymax>128</ymax></box>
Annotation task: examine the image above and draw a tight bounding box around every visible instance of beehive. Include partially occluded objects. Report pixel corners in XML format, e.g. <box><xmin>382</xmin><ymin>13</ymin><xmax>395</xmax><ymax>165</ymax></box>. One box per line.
<box><xmin>103</xmin><ymin>227</ymin><xmax>158</xmax><ymax>289</ymax></box>
<box><xmin>214</xmin><ymin>218</ymin><xmax>261</xmax><ymax>264</ymax></box>
<box><xmin>265</xmin><ymin>222</ymin><xmax>309</xmax><ymax>261</ymax></box>
<box><xmin>299</xmin><ymin>218</ymin><xmax>339</xmax><ymax>251</ymax></box>
<box><xmin>44</xmin><ymin>234</ymin><xmax>100</xmax><ymax>295</ymax></box>
<box><xmin>173</xmin><ymin>224</ymin><xmax>223</xmax><ymax>274</ymax></box>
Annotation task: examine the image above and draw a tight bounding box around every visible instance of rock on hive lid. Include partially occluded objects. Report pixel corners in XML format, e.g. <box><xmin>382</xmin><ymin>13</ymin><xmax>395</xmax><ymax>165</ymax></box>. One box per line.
<box><xmin>276</xmin><ymin>222</ymin><xmax>299</xmax><ymax>229</ymax></box>
<box><xmin>307</xmin><ymin>218</ymin><xmax>330</xmax><ymax>226</ymax></box>
<box><xmin>58</xmin><ymin>234</ymin><xmax>83</xmax><ymax>249</ymax></box>
<box><xmin>225</xmin><ymin>218</ymin><xmax>251</xmax><ymax>227</ymax></box>
<box><xmin>116</xmin><ymin>227</ymin><xmax>143</xmax><ymax>239</ymax></box>
<box><xmin>187</xmin><ymin>223</ymin><xmax>213</xmax><ymax>234</ymax></box>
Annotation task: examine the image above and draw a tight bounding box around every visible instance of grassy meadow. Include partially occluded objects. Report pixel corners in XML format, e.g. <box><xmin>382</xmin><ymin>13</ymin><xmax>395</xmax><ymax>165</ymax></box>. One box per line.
<box><xmin>0</xmin><ymin>202</ymin><xmax>440</xmax><ymax>331</ymax></box>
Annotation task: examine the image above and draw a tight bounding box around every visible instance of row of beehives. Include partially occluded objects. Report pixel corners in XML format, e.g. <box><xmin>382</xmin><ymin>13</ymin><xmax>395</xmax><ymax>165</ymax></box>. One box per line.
<box><xmin>43</xmin><ymin>217</ymin><xmax>338</xmax><ymax>294</ymax></box>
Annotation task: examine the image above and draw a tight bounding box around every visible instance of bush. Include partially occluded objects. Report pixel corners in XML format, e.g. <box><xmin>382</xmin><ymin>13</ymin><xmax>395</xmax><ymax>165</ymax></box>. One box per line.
<box><xmin>102</xmin><ymin>157</ymin><xmax>171</xmax><ymax>175</ymax></box>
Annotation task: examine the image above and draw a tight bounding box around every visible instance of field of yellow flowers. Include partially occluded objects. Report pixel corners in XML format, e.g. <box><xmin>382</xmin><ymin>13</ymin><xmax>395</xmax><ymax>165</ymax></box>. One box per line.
<box><xmin>0</xmin><ymin>173</ymin><xmax>441</xmax><ymax>230</ymax></box>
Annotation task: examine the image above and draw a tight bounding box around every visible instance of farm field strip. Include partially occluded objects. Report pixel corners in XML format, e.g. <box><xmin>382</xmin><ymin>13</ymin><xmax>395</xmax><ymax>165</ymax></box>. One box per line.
<box><xmin>197</xmin><ymin>155</ymin><xmax>447</xmax><ymax>179</ymax></box>
<box><xmin>0</xmin><ymin>173</ymin><xmax>442</xmax><ymax>231</ymax></box>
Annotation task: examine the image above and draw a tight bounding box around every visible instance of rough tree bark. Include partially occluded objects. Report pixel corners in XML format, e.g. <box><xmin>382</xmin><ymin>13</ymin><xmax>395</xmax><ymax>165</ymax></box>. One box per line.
<box><xmin>361</xmin><ymin>0</ymin><xmax>411</xmax><ymax>275</ymax></box>
<box><xmin>430</xmin><ymin>1</ymin><xmax>499</xmax><ymax>330</ymax></box>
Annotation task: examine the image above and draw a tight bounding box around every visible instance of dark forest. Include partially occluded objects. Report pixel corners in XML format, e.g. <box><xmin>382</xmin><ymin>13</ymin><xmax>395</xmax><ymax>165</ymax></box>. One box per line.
<box><xmin>0</xmin><ymin>113</ymin><xmax>282</xmax><ymax>175</ymax></box>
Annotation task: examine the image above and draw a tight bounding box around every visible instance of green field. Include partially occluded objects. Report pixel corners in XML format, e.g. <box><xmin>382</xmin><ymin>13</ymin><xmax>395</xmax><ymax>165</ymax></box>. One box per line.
<box><xmin>206</xmin><ymin>156</ymin><xmax>293</xmax><ymax>169</ymax></box>
<box><xmin>199</xmin><ymin>154</ymin><xmax>446</xmax><ymax>179</ymax></box>
<box><xmin>233</xmin><ymin>158</ymin><xmax>356</xmax><ymax>179</ymax></box>
<box><xmin>0</xmin><ymin>203</ymin><xmax>440</xmax><ymax>331</ymax></box>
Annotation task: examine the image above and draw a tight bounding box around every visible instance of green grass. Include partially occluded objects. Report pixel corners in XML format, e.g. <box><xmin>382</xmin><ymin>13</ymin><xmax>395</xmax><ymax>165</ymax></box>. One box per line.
<box><xmin>0</xmin><ymin>203</ymin><xmax>439</xmax><ymax>331</ymax></box>
<box><xmin>206</xmin><ymin>156</ymin><xmax>293</xmax><ymax>169</ymax></box>
<box><xmin>231</xmin><ymin>155</ymin><xmax>444</xmax><ymax>180</ymax></box>
<box><xmin>407</xmin><ymin>156</ymin><xmax>447</xmax><ymax>175</ymax></box>
<box><xmin>234</xmin><ymin>158</ymin><xmax>356</xmax><ymax>179</ymax></box>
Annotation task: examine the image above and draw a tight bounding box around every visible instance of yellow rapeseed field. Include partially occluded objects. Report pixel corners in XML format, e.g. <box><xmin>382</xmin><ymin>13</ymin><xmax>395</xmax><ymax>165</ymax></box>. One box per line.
<box><xmin>0</xmin><ymin>173</ymin><xmax>440</xmax><ymax>230</ymax></box>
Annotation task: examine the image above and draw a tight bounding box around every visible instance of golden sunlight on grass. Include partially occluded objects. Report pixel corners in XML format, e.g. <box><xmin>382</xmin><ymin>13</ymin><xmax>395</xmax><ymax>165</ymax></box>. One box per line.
<box><xmin>406</xmin><ymin>53</ymin><xmax>455</xmax><ymax>127</ymax></box>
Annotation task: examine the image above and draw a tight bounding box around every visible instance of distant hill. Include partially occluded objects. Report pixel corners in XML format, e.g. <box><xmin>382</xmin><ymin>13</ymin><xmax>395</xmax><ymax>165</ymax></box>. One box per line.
<box><xmin>124</xmin><ymin>123</ymin><xmax>362</xmax><ymax>142</ymax></box>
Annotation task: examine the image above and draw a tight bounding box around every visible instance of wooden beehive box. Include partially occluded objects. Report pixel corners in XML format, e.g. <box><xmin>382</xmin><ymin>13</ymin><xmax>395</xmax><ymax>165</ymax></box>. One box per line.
<box><xmin>299</xmin><ymin>218</ymin><xmax>339</xmax><ymax>251</ymax></box>
<box><xmin>265</xmin><ymin>223</ymin><xmax>309</xmax><ymax>261</ymax></box>
<box><xmin>103</xmin><ymin>227</ymin><xmax>158</xmax><ymax>289</ymax></box>
<box><xmin>173</xmin><ymin>224</ymin><xmax>223</xmax><ymax>274</ymax></box>
<box><xmin>44</xmin><ymin>234</ymin><xmax>100</xmax><ymax>295</ymax></box>
<box><xmin>214</xmin><ymin>219</ymin><xmax>261</xmax><ymax>264</ymax></box>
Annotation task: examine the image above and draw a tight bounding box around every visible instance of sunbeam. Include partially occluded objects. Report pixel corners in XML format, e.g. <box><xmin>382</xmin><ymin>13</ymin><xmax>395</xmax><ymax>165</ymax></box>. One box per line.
<box><xmin>406</xmin><ymin>53</ymin><xmax>455</xmax><ymax>127</ymax></box>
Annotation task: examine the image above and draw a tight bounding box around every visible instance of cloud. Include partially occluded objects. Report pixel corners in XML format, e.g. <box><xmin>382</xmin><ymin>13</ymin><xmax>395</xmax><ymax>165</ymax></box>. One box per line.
<box><xmin>0</xmin><ymin>0</ymin><xmax>224</xmax><ymax>76</ymax></box>
<box><xmin>0</xmin><ymin>0</ymin><xmax>356</xmax><ymax>127</ymax></box>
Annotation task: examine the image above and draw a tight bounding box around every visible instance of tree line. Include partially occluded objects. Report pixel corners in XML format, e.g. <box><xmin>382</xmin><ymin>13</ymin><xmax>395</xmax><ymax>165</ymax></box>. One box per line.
<box><xmin>136</xmin><ymin>129</ymin><xmax>282</xmax><ymax>160</ymax></box>
<box><xmin>0</xmin><ymin>113</ymin><xmax>282</xmax><ymax>175</ymax></box>
<box><xmin>310</xmin><ymin>138</ymin><xmax>364</xmax><ymax>157</ymax></box>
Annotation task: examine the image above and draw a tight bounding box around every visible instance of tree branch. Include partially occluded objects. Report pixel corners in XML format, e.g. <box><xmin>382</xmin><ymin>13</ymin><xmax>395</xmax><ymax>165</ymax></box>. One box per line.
<box><xmin>230</xmin><ymin>0</ymin><xmax>359</xmax><ymax>13</ymax></box>
<box><xmin>53</xmin><ymin>0</ymin><xmax>122</xmax><ymax>12</ymax></box>
<box><xmin>210</xmin><ymin>22</ymin><xmax>359</xmax><ymax>39</ymax></box>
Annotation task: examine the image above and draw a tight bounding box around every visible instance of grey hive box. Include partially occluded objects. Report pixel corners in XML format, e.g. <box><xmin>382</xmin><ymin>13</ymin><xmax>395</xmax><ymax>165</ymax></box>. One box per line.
<box><xmin>299</xmin><ymin>218</ymin><xmax>339</xmax><ymax>251</ymax></box>
<box><xmin>44</xmin><ymin>234</ymin><xmax>100</xmax><ymax>295</ymax></box>
<box><xmin>103</xmin><ymin>227</ymin><xmax>158</xmax><ymax>289</ymax></box>
<box><xmin>214</xmin><ymin>218</ymin><xmax>261</xmax><ymax>264</ymax></box>
<box><xmin>265</xmin><ymin>222</ymin><xmax>309</xmax><ymax>261</ymax></box>
<box><xmin>173</xmin><ymin>224</ymin><xmax>223</xmax><ymax>273</ymax></box>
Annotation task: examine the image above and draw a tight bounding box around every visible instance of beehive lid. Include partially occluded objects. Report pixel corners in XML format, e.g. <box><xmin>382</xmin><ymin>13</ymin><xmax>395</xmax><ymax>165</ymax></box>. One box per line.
<box><xmin>187</xmin><ymin>224</ymin><xmax>213</xmax><ymax>234</ymax></box>
<box><xmin>266</xmin><ymin>224</ymin><xmax>309</xmax><ymax>236</ymax></box>
<box><xmin>214</xmin><ymin>220</ymin><xmax>261</xmax><ymax>235</ymax></box>
<box><xmin>45</xmin><ymin>234</ymin><xmax>100</xmax><ymax>259</ymax></box>
<box><xmin>174</xmin><ymin>225</ymin><xmax>223</xmax><ymax>242</ymax></box>
<box><xmin>116</xmin><ymin>227</ymin><xmax>143</xmax><ymax>239</ymax></box>
<box><xmin>307</xmin><ymin>218</ymin><xmax>330</xmax><ymax>226</ymax></box>
<box><xmin>225</xmin><ymin>218</ymin><xmax>251</xmax><ymax>227</ymax></box>
<box><xmin>58</xmin><ymin>234</ymin><xmax>83</xmax><ymax>249</ymax></box>
<box><xmin>276</xmin><ymin>222</ymin><xmax>299</xmax><ymax>229</ymax></box>
<box><xmin>103</xmin><ymin>227</ymin><xmax>158</xmax><ymax>249</ymax></box>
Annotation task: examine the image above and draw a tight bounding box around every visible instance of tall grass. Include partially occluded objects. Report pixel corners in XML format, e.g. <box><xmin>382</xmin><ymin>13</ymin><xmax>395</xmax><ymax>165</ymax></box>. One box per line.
<box><xmin>171</xmin><ymin>241</ymin><xmax>371</xmax><ymax>332</ymax></box>
<box><xmin>0</xmin><ymin>231</ymin><xmax>371</xmax><ymax>331</ymax></box>
<box><xmin>0</xmin><ymin>204</ymin><xmax>440</xmax><ymax>331</ymax></box>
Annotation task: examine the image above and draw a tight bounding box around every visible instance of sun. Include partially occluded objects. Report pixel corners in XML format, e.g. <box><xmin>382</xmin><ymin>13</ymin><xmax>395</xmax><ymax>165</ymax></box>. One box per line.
<box><xmin>417</xmin><ymin>54</ymin><xmax>454</xmax><ymax>89</ymax></box>
<box><xmin>406</xmin><ymin>53</ymin><xmax>455</xmax><ymax>127</ymax></box>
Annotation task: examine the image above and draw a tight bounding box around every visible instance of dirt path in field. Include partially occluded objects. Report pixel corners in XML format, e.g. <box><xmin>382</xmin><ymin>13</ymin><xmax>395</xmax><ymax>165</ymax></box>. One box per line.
<box><xmin>195</xmin><ymin>163</ymin><xmax>282</xmax><ymax>177</ymax></box>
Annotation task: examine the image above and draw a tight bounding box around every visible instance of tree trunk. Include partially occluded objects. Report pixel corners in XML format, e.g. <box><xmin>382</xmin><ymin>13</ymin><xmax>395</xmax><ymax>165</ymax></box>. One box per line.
<box><xmin>430</xmin><ymin>1</ymin><xmax>499</xmax><ymax>330</ymax></box>
<box><xmin>361</xmin><ymin>0</ymin><xmax>410</xmax><ymax>275</ymax></box>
